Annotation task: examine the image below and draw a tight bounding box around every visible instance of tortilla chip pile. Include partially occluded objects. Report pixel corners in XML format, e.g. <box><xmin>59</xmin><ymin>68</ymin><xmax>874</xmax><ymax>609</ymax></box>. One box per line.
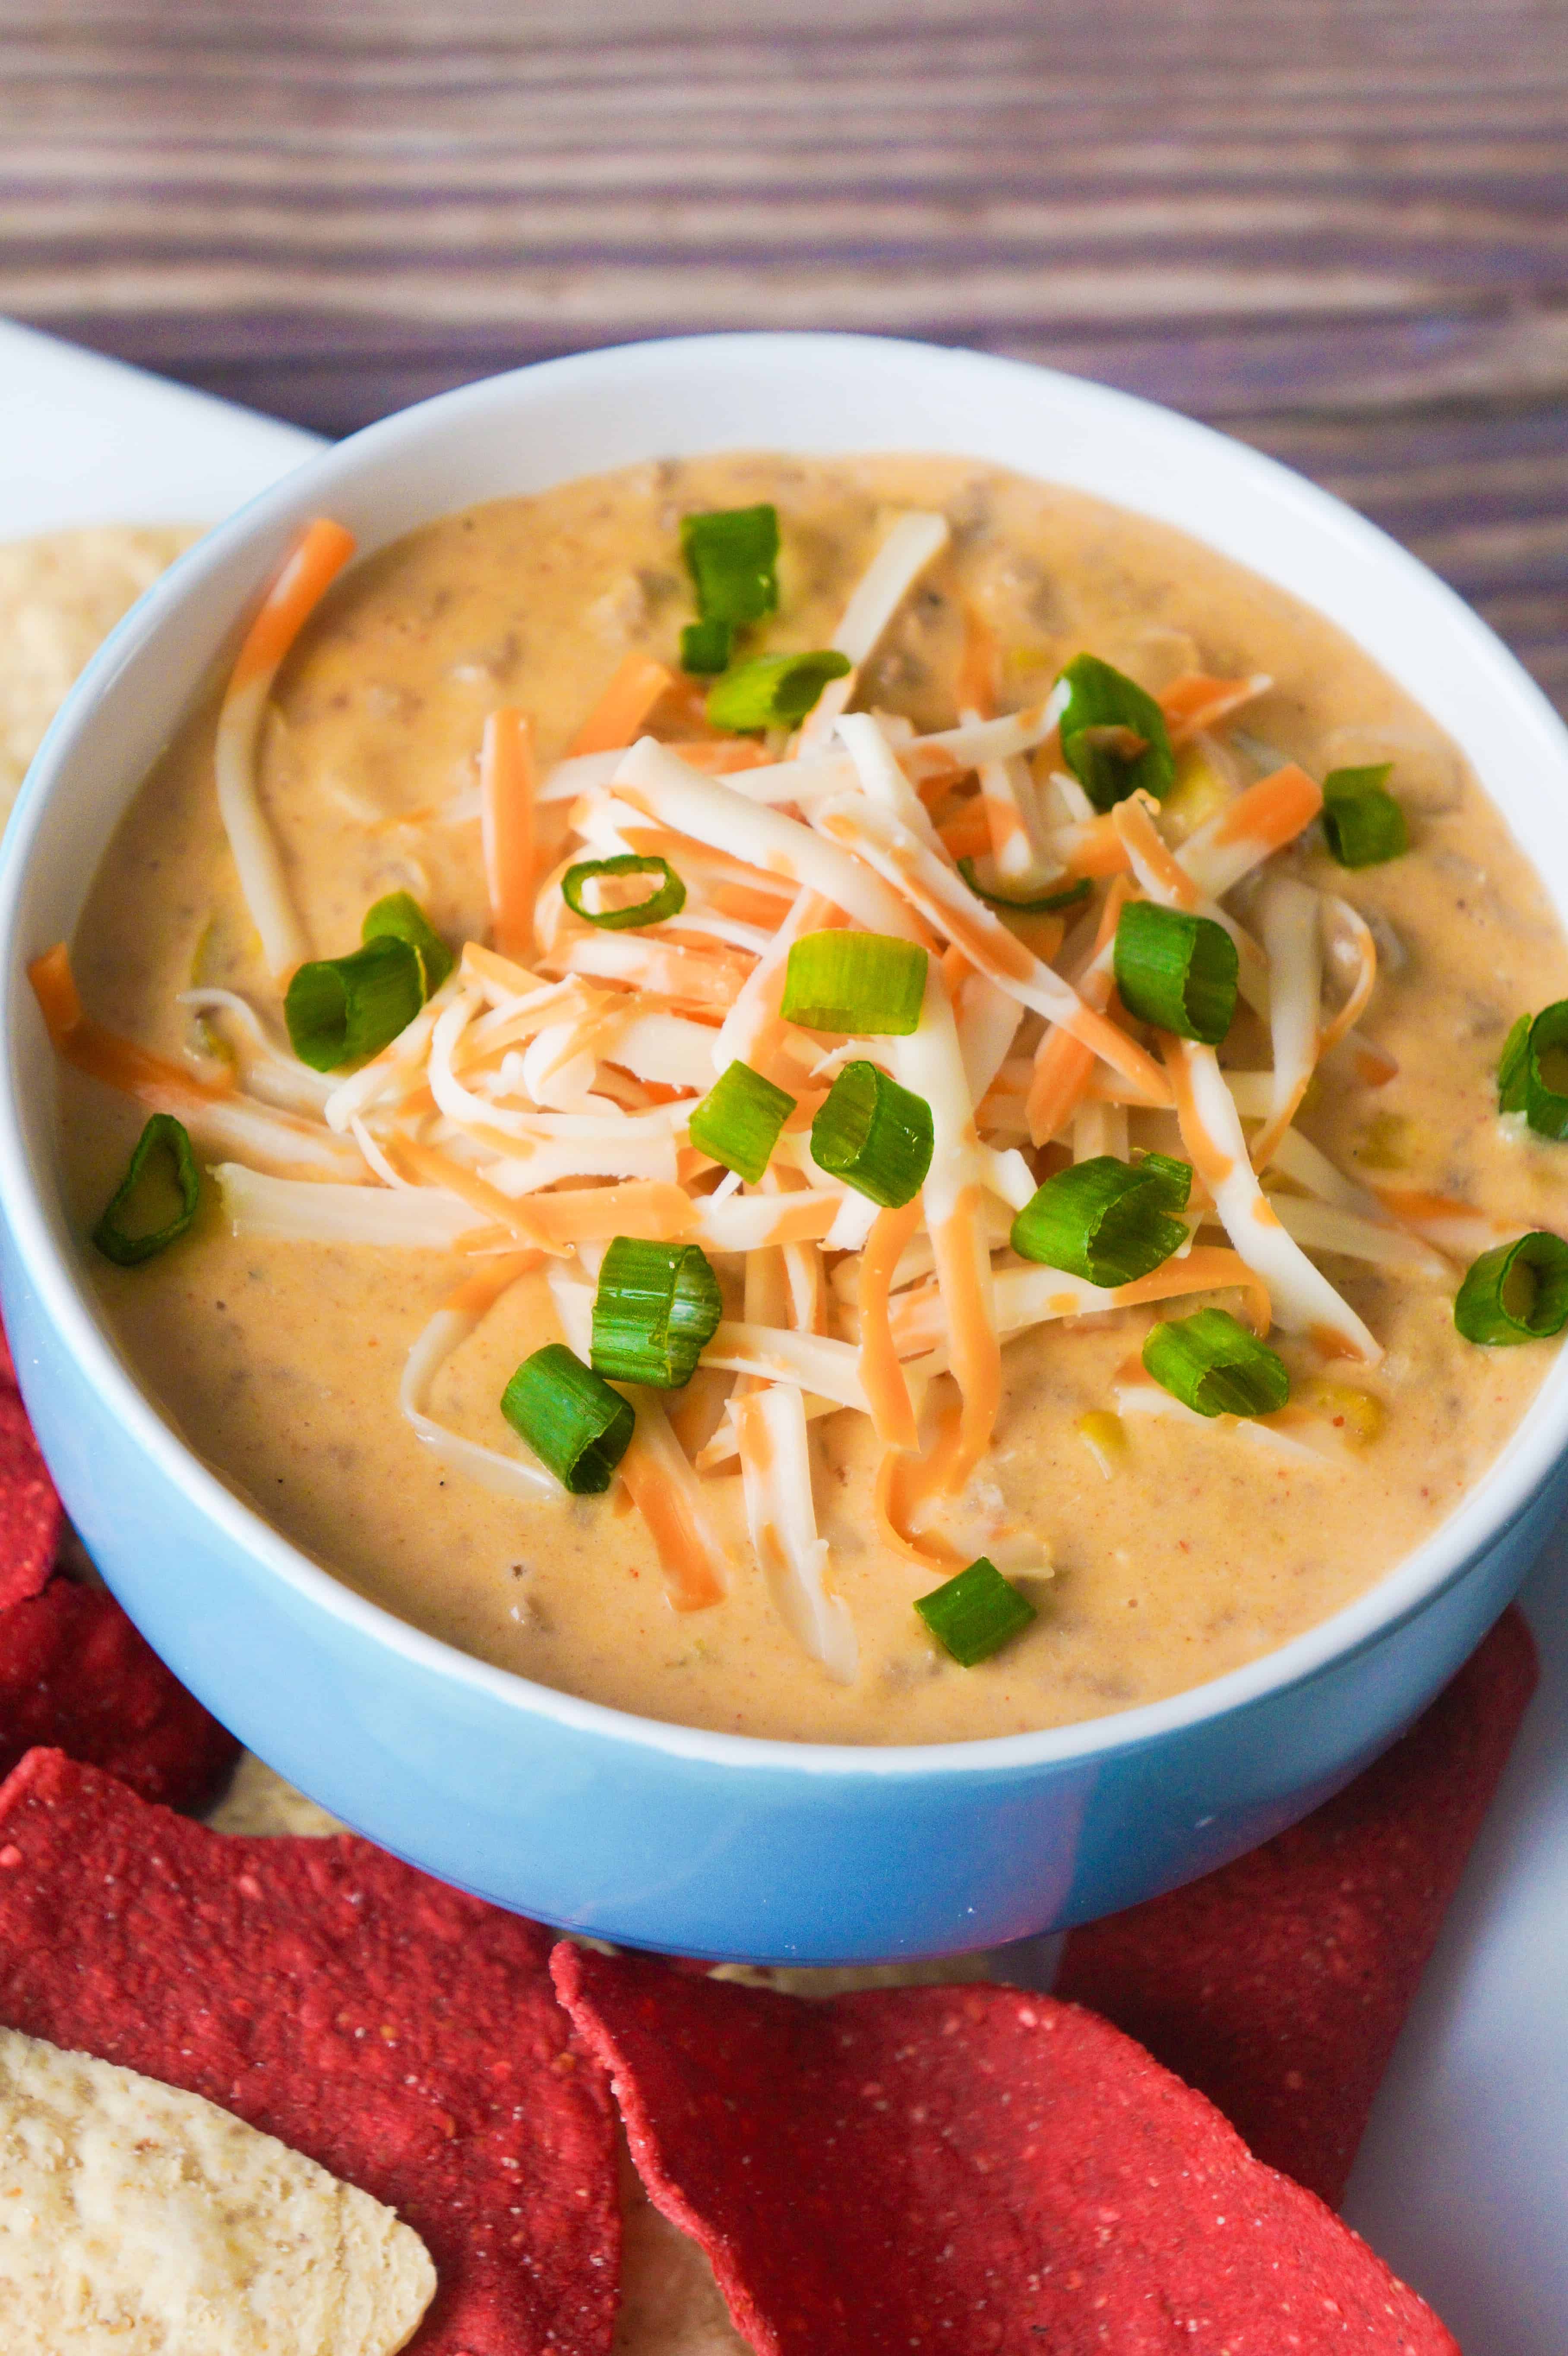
<box><xmin>0</xmin><ymin>1750</ymin><xmax>621</xmax><ymax>2356</ymax></box>
<box><xmin>0</xmin><ymin>1324</ymin><xmax>1536</xmax><ymax>2350</ymax></box>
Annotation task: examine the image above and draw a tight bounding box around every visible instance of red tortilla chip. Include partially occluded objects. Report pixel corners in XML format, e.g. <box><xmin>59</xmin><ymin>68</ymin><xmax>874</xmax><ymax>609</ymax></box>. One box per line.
<box><xmin>0</xmin><ymin>1574</ymin><xmax>239</xmax><ymax>1809</ymax></box>
<box><xmin>554</xmin><ymin>1941</ymin><xmax>1457</xmax><ymax>2355</ymax></box>
<box><xmin>0</xmin><ymin>1386</ymin><xmax>62</xmax><ymax>1609</ymax></box>
<box><xmin>0</xmin><ymin>1750</ymin><xmax>619</xmax><ymax>2356</ymax></box>
<box><xmin>1056</xmin><ymin>1604</ymin><xmax>1538</xmax><ymax>2208</ymax></box>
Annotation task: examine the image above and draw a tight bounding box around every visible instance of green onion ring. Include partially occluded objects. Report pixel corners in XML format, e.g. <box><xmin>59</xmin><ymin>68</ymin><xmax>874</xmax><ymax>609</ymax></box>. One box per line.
<box><xmin>501</xmin><ymin>1343</ymin><xmax>635</xmax><ymax>1492</ymax></box>
<box><xmin>92</xmin><ymin>1112</ymin><xmax>202</xmax><ymax>1267</ymax></box>
<box><xmin>781</xmin><ymin>931</ymin><xmax>928</xmax><ymax>1037</ymax></box>
<box><xmin>561</xmin><ymin>854</ymin><xmax>686</xmax><ymax>931</ymax></box>
<box><xmin>1142</xmin><ymin>1307</ymin><xmax>1290</xmax><ymax>1418</ymax></box>
<box><xmin>687</xmin><ymin>1060</ymin><xmax>797</xmax><ymax>1185</ymax></box>
<box><xmin>956</xmin><ymin>859</ymin><xmax>1092</xmax><ymax>915</ymax></box>
<box><xmin>1055</xmin><ymin>652</ymin><xmax>1176</xmax><ymax>812</ymax></box>
<box><xmin>1113</xmin><ymin>899</ymin><xmax>1239</xmax><ymax>1046</ymax></box>
<box><xmin>284</xmin><ymin>935</ymin><xmax>425</xmax><ymax>1073</ymax></box>
<box><xmin>591</xmin><ymin>1237</ymin><xmax>724</xmax><ymax>1389</ymax></box>
<box><xmin>809</xmin><ymin>1060</ymin><xmax>934</xmax><ymax>1209</ymax></box>
<box><xmin>705</xmin><ymin>650</ymin><xmax>853</xmax><ymax>733</ymax></box>
<box><xmin>1454</xmin><ymin>1232</ymin><xmax>1568</xmax><ymax>1346</ymax></box>
<box><xmin>361</xmin><ymin>890</ymin><xmax>455</xmax><ymax>997</ymax></box>
<box><xmin>1011</xmin><ymin>1156</ymin><xmax>1189</xmax><ymax>1288</ymax></box>
<box><xmin>914</xmin><ymin>1556</ymin><xmax>1038</xmax><ymax>1667</ymax></box>
<box><xmin>1320</xmin><ymin>764</ymin><xmax>1409</xmax><ymax>869</ymax></box>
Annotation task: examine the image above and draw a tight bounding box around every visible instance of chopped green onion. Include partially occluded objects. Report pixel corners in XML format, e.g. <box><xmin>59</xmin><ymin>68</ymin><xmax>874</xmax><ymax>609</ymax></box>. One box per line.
<box><xmin>1113</xmin><ymin>900</ymin><xmax>1238</xmax><ymax>1045</ymax></box>
<box><xmin>591</xmin><ymin>1237</ymin><xmax>724</xmax><ymax>1389</ymax></box>
<box><xmin>1011</xmin><ymin>1155</ymin><xmax>1188</xmax><ymax>1288</ymax></box>
<box><xmin>1526</xmin><ymin>1001</ymin><xmax>1568</xmax><ymax>1140</ymax></box>
<box><xmin>680</xmin><ymin>505</ymin><xmax>780</xmax><ymax>627</ymax></box>
<box><xmin>688</xmin><ymin>1060</ymin><xmax>796</xmax><ymax>1184</ymax></box>
<box><xmin>680</xmin><ymin>617</ymin><xmax>733</xmax><ymax>675</ymax></box>
<box><xmin>956</xmin><ymin>859</ymin><xmax>1093</xmax><ymax>915</ymax></box>
<box><xmin>1321</xmin><ymin>764</ymin><xmax>1408</xmax><ymax>869</ymax></box>
<box><xmin>1498</xmin><ymin>1011</ymin><xmax>1531</xmax><ymax>1115</ymax></box>
<box><xmin>1056</xmin><ymin>652</ymin><xmax>1176</xmax><ymax>812</ymax></box>
<box><xmin>1142</xmin><ymin>1308</ymin><xmax>1290</xmax><ymax>1419</ymax></box>
<box><xmin>562</xmin><ymin>853</ymin><xmax>686</xmax><ymax>931</ymax></box>
<box><xmin>1454</xmin><ymin>1232</ymin><xmax>1568</xmax><ymax>1345</ymax></box>
<box><xmin>705</xmin><ymin>650</ymin><xmax>853</xmax><ymax>733</ymax></box>
<box><xmin>809</xmin><ymin>1060</ymin><xmax>933</xmax><ymax>1208</ymax></box>
<box><xmin>501</xmin><ymin>1343</ymin><xmax>635</xmax><ymax>1493</ymax></box>
<box><xmin>1133</xmin><ymin>1152</ymin><xmax>1193</xmax><ymax>1213</ymax></box>
<box><xmin>781</xmin><ymin>931</ymin><xmax>927</xmax><ymax>1036</ymax></box>
<box><xmin>914</xmin><ymin>1556</ymin><xmax>1037</xmax><ymax>1667</ymax></box>
<box><xmin>361</xmin><ymin>890</ymin><xmax>454</xmax><ymax>998</ymax></box>
<box><xmin>92</xmin><ymin>1113</ymin><xmax>201</xmax><ymax>1267</ymax></box>
<box><xmin>285</xmin><ymin>935</ymin><xmax>424</xmax><ymax>1072</ymax></box>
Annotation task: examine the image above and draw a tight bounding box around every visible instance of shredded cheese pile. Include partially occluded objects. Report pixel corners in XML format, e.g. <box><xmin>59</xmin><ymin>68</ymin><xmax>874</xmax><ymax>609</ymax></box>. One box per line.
<box><xmin>35</xmin><ymin>505</ymin><xmax>1503</xmax><ymax>1682</ymax></box>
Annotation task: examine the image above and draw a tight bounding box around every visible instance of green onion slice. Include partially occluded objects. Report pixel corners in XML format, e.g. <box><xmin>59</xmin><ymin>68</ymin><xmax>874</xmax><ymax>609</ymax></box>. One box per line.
<box><xmin>562</xmin><ymin>854</ymin><xmax>686</xmax><ymax>931</ymax></box>
<box><xmin>706</xmin><ymin>650</ymin><xmax>853</xmax><ymax>733</ymax></box>
<box><xmin>915</xmin><ymin>1556</ymin><xmax>1038</xmax><ymax>1667</ymax></box>
<box><xmin>781</xmin><ymin>931</ymin><xmax>927</xmax><ymax>1036</ymax></box>
<box><xmin>361</xmin><ymin>890</ymin><xmax>454</xmax><ymax>998</ymax></box>
<box><xmin>590</xmin><ymin>1237</ymin><xmax>724</xmax><ymax>1389</ymax></box>
<box><xmin>1056</xmin><ymin>652</ymin><xmax>1176</xmax><ymax>812</ymax></box>
<box><xmin>1320</xmin><ymin>764</ymin><xmax>1409</xmax><ymax>869</ymax></box>
<box><xmin>956</xmin><ymin>859</ymin><xmax>1093</xmax><ymax>915</ymax></box>
<box><xmin>1011</xmin><ymin>1155</ymin><xmax>1188</xmax><ymax>1288</ymax></box>
<box><xmin>1142</xmin><ymin>1307</ymin><xmax>1290</xmax><ymax>1419</ymax></box>
<box><xmin>501</xmin><ymin>1343</ymin><xmax>635</xmax><ymax>1492</ymax></box>
<box><xmin>1133</xmin><ymin>1152</ymin><xmax>1193</xmax><ymax>1213</ymax></box>
<box><xmin>1498</xmin><ymin>1011</ymin><xmax>1531</xmax><ymax>1115</ymax></box>
<box><xmin>688</xmin><ymin>1060</ymin><xmax>796</xmax><ymax>1185</ymax></box>
<box><xmin>1454</xmin><ymin>1232</ymin><xmax>1568</xmax><ymax>1346</ymax></box>
<box><xmin>285</xmin><ymin>935</ymin><xmax>425</xmax><ymax>1073</ymax></box>
<box><xmin>681</xmin><ymin>505</ymin><xmax>780</xmax><ymax>627</ymax></box>
<box><xmin>810</xmin><ymin>1060</ymin><xmax>934</xmax><ymax>1208</ymax></box>
<box><xmin>680</xmin><ymin>617</ymin><xmax>733</xmax><ymax>675</ymax></box>
<box><xmin>1526</xmin><ymin>1001</ymin><xmax>1568</xmax><ymax>1141</ymax></box>
<box><xmin>1113</xmin><ymin>900</ymin><xmax>1239</xmax><ymax>1045</ymax></box>
<box><xmin>92</xmin><ymin>1112</ymin><xmax>201</xmax><ymax>1267</ymax></box>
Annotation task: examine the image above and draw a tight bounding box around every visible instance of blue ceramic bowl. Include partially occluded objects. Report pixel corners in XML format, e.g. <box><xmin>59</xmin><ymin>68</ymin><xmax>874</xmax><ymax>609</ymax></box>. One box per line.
<box><xmin>4</xmin><ymin>334</ymin><xmax>1568</xmax><ymax>1963</ymax></box>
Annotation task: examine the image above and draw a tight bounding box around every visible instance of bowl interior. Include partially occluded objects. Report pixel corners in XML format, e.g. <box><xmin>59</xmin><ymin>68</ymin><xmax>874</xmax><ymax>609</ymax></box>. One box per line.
<box><xmin>6</xmin><ymin>329</ymin><xmax>1568</xmax><ymax>1773</ymax></box>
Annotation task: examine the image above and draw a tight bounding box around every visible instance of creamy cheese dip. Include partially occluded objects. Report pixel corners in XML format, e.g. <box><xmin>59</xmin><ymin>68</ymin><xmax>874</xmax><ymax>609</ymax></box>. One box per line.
<box><xmin>58</xmin><ymin>455</ymin><xmax>1568</xmax><ymax>1744</ymax></box>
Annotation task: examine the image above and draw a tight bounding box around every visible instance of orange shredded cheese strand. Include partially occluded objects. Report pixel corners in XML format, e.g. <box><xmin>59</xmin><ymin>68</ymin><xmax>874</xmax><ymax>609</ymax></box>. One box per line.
<box><xmin>1158</xmin><ymin>672</ymin><xmax>1268</xmax><ymax>744</ymax></box>
<box><xmin>569</xmin><ymin>654</ymin><xmax>673</xmax><ymax>756</ymax></box>
<box><xmin>1113</xmin><ymin>1246</ymin><xmax>1272</xmax><ymax>1336</ymax></box>
<box><xmin>481</xmin><ymin>708</ymin><xmax>537</xmax><ymax>963</ymax></box>
<box><xmin>1112</xmin><ymin>794</ymin><xmax>1201</xmax><ymax>909</ymax></box>
<box><xmin>1024</xmin><ymin>877</ymin><xmax>1130</xmax><ymax>1146</ymax></box>
<box><xmin>226</xmin><ymin>517</ymin><xmax>357</xmax><ymax>697</ymax></box>
<box><xmin>1210</xmin><ymin>763</ymin><xmax>1322</xmax><ymax>854</ymax></box>
<box><xmin>858</xmin><ymin>1200</ymin><xmax>923</xmax><ymax>1449</ymax></box>
<box><xmin>618</xmin><ymin>1425</ymin><xmax>727</xmax><ymax>1612</ymax></box>
<box><xmin>873</xmin><ymin>1450</ymin><xmax>964</xmax><ymax>1573</ymax></box>
<box><xmin>393</xmin><ymin>1140</ymin><xmax>566</xmax><ymax>1254</ymax></box>
<box><xmin>29</xmin><ymin>944</ymin><xmax>234</xmax><ymax>1111</ymax></box>
<box><xmin>442</xmin><ymin>1252</ymin><xmax>542</xmax><ymax>1316</ymax></box>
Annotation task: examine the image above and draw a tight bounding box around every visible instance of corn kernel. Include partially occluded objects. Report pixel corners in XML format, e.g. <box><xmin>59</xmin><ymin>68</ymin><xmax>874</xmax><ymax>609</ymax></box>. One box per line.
<box><xmin>1076</xmin><ymin>1410</ymin><xmax>1127</xmax><ymax>1479</ymax></box>
<box><xmin>1354</xmin><ymin>1112</ymin><xmax>1411</xmax><ymax>1170</ymax></box>
<box><xmin>1160</xmin><ymin>744</ymin><xmax>1233</xmax><ymax>841</ymax></box>
<box><xmin>1305</xmin><ymin>1380</ymin><xmax>1385</xmax><ymax>1447</ymax></box>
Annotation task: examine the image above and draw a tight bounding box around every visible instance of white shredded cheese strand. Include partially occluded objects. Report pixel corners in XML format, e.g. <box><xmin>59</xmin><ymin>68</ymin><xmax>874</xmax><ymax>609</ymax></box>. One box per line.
<box><xmin>216</xmin><ymin>1164</ymin><xmax>483</xmax><ymax>1247</ymax></box>
<box><xmin>794</xmin><ymin>510</ymin><xmax>950</xmax><ymax>751</ymax></box>
<box><xmin>213</xmin><ymin>673</ymin><xmax>310</xmax><ymax>976</ymax></box>
<box><xmin>1169</xmin><ymin>1039</ymin><xmax>1380</xmax><ymax>1360</ymax></box>
<box><xmin>1255</xmin><ymin>874</ymin><xmax>1323</xmax><ymax>1162</ymax></box>
<box><xmin>734</xmin><ymin>1387</ymin><xmax>858</xmax><ymax>1685</ymax></box>
<box><xmin>400</xmin><ymin>1304</ymin><xmax>556</xmax><ymax>1499</ymax></box>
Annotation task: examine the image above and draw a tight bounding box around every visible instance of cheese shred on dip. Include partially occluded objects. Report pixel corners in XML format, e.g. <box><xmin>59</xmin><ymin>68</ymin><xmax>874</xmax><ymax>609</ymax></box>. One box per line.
<box><xmin>46</xmin><ymin>455</ymin><xmax>1568</xmax><ymax>1743</ymax></box>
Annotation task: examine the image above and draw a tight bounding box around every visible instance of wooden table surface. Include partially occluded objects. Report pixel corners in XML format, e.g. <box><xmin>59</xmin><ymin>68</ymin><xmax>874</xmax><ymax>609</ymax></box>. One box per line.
<box><xmin>3</xmin><ymin>0</ymin><xmax>1566</xmax><ymax>712</ymax></box>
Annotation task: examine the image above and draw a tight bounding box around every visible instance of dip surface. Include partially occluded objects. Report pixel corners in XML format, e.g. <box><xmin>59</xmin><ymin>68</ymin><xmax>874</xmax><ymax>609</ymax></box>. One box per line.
<box><xmin>60</xmin><ymin>455</ymin><xmax>1568</xmax><ymax>1743</ymax></box>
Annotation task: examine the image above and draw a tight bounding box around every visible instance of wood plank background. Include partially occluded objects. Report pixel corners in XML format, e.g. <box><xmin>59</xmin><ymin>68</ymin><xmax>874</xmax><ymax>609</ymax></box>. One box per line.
<box><xmin>3</xmin><ymin>0</ymin><xmax>1566</xmax><ymax>710</ymax></box>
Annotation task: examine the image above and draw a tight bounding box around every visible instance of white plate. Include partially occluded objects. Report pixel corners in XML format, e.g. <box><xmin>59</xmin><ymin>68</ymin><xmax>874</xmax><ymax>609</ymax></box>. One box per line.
<box><xmin>3</xmin><ymin>317</ymin><xmax>1564</xmax><ymax>2352</ymax></box>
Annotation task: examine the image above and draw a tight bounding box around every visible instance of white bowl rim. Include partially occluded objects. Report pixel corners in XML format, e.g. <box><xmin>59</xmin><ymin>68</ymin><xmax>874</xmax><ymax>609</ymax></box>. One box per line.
<box><xmin>4</xmin><ymin>326</ymin><xmax>1568</xmax><ymax>1783</ymax></box>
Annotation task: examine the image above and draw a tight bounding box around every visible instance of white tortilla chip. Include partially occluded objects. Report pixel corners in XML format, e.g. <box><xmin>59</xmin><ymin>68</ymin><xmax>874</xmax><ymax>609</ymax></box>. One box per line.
<box><xmin>0</xmin><ymin>2024</ymin><xmax>434</xmax><ymax>2353</ymax></box>
<box><xmin>0</xmin><ymin>526</ymin><xmax>200</xmax><ymax>817</ymax></box>
<box><xmin>204</xmin><ymin>1750</ymin><xmax>346</xmax><ymax>1837</ymax></box>
<box><xmin>613</xmin><ymin>2144</ymin><xmax>748</xmax><ymax>2356</ymax></box>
